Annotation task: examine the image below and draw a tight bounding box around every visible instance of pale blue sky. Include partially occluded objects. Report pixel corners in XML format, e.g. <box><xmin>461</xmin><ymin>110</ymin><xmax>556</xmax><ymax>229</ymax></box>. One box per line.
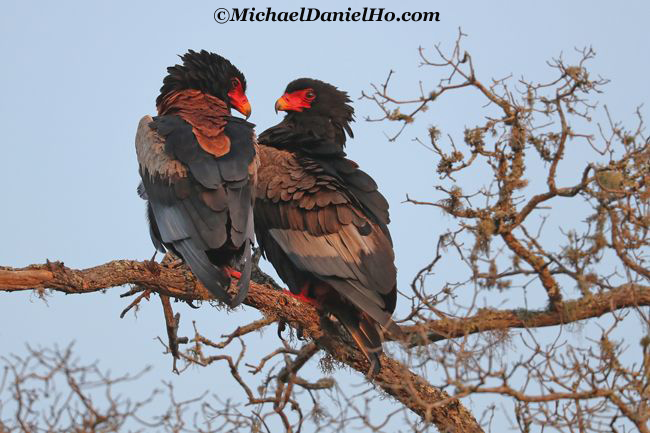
<box><xmin>2</xmin><ymin>1</ymin><xmax>649</xmax><ymax>431</ymax></box>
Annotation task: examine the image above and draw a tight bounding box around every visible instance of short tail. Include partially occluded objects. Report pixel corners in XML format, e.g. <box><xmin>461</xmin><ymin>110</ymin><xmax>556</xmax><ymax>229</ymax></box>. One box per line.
<box><xmin>230</xmin><ymin>238</ymin><xmax>252</xmax><ymax>308</ymax></box>
<box><xmin>334</xmin><ymin>311</ymin><xmax>384</xmax><ymax>377</ymax></box>
<box><xmin>174</xmin><ymin>239</ymin><xmax>232</xmax><ymax>303</ymax></box>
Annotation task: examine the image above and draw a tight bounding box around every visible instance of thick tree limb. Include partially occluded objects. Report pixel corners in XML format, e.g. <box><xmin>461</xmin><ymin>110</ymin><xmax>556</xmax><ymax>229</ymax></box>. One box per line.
<box><xmin>4</xmin><ymin>260</ymin><xmax>648</xmax><ymax>430</ymax></box>
<box><xmin>4</xmin><ymin>258</ymin><xmax>650</xmax><ymax>432</ymax></box>
<box><xmin>0</xmin><ymin>260</ymin><xmax>483</xmax><ymax>432</ymax></box>
<box><xmin>403</xmin><ymin>283</ymin><xmax>650</xmax><ymax>346</ymax></box>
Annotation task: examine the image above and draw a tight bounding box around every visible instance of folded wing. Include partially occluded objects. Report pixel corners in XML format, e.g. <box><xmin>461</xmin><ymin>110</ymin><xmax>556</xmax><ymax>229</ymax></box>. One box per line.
<box><xmin>255</xmin><ymin>146</ymin><xmax>399</xmax><ymax>334</ymax></box>
<box><xmin>136</xmin><ymin>114</ymin><xmax>256</xmax><ymax>306</ymax></box>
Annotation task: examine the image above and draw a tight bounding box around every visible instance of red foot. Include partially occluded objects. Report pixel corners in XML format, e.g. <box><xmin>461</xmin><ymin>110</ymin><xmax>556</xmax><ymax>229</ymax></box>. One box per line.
<box><xmin>288</xmin><ymin>284</ymin><xmax>319</xmax><ymax>307</ymax></box>
<box><xmin>226</xmin><ymin>267</ymin><xmax>242</xmax><ymax>279</ymax></box>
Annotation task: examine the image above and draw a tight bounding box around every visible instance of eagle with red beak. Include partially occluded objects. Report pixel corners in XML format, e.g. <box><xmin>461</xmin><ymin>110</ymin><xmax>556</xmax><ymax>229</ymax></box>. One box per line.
<box><xmin>136</xmin><ymin>50</ymin><xmax>257</xmax><ymax>307</ymax></box>
<box><xmin>255</xmin><ymin>78</ymin><xmax>402</xmax><ymax>374</ymax></box>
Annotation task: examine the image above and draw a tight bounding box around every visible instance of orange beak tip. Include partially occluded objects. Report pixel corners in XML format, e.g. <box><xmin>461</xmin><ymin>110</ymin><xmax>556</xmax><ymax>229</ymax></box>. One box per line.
<box><xmin>236</xmin><ymin>101</ymin><xmax>252</xmax><ymax>119</ymax></box>
<box><xmin>275</xmin><ymin>96</ymin><xmax>288</xmax><ymax>113</ymax></box>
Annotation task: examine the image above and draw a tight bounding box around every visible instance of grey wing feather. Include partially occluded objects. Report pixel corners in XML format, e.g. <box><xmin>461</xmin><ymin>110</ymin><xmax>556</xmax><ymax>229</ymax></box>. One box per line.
<box><xmin>136</xmin><ymin>115</ymin><xmax>234</xmax><ymax>303</ymax></box>
<box><xmin>268</xmin><ymin>225</ymin><xmax>398</xmax><ymax>332</ymax></box>
<box><xmin>136</xmin><ymin>114</ymin><xmax>257</xmax><ymax>307</ymax></box>
<box><xmin>173</xmin><ymin>239</ymin><xmax>231</xmax><ymax>303</ymax></box>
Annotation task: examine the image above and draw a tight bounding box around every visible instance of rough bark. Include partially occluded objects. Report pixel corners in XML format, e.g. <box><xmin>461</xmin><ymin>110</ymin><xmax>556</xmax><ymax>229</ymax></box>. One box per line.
<box><xmin>0</xmin><ymin>260</ymin><xmax>483</xmax><ymax>432</ymax></box>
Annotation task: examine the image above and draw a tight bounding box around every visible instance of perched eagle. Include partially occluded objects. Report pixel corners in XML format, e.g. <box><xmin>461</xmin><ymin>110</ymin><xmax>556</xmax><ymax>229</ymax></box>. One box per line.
<box><xmin>254</xmin><ymin>78</ymin><xmax>402</xmax><ymax>374</ymax></box>
<box><xmin>136</xmin><ymin>50</ymin><xmax>257</xmax><ymax>307</ymax></box>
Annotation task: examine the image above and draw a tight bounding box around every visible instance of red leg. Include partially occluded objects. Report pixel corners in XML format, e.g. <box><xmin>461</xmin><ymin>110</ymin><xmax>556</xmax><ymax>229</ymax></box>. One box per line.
<box><xmin>288</xmin><ymin>283</ymin><xmax>319</xmax><ymax>307</ymax></box>
<box><xmin>225</xmin><ymin>266</ymin><xmax>242</xmax><ymax>279</ymax></box>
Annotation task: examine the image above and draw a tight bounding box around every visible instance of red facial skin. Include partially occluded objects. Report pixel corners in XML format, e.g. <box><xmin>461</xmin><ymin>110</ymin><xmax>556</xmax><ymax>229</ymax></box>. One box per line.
<box><xmin>227</xmin><ymin>78</ymin><xmax>252</xmax><ymax>118</ymax></box>
<box><xmin>275</xmin><ymin>88</ymin><xmax>316</xmax><ymax>112</ymax></box>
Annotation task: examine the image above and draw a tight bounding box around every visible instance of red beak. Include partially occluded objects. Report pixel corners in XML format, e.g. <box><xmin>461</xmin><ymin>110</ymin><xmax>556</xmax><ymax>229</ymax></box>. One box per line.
<box><xmin>228</xmin><ymin>86</ymin><xmax>252</xmax><ymax>119</ymax></box>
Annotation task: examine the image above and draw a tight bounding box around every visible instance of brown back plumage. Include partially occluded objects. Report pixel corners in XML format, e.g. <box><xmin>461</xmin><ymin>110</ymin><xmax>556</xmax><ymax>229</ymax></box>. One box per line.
<box><xmin>255</xmin><ymin>81</ymin><xmax>401</xmax><ymax>373</ymax></box>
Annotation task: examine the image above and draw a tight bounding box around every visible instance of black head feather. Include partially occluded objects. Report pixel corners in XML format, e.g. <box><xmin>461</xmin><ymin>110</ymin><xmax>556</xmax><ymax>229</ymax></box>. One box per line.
<box><xmin>284</xmin><ymin>78</ymin><xmax>355</xmax><ymax>141</ymax></box>
<box><xmin>156</xmin><ymin>50</ymin><xmax>246</xmax><ymax>107</ymax></box>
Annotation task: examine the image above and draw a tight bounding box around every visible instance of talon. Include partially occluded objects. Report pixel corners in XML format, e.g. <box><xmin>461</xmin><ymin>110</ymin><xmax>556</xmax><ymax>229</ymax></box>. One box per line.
<box><xmin>185</xmin><ymin>300</ymin><xmax>200</xmax><ymax>309</ymax></box>
<box><xmin>296</xmin><ymin>326</ymin><xmax>306</xmax><ymax>341</ymax></box>
<box><xmin>277</xmin><ymin>320</ymin><xmax>287</xmax><ymax>341</ymax></box>
<box><xmin>161</xmin><ymin>251</ymin><xmax>183</xmax><ymax>268</ymax></box>
<box><xmin>144</xmin><ymin>259</ymin><xmax>161</xmax><ymax>276</ymax></box>
<box><xmin>46</xmin><ymin>259</ymin><xmax>65</xmax><ymax>272</ymax></box>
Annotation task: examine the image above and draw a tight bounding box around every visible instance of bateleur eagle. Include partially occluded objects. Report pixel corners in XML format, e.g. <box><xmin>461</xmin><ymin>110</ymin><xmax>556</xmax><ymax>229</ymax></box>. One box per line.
<box><xmin>136</xmin><ymin>50</ymin><xmax>257</xmax><ymax>307</ymax></box>
<box><xmin>255</xmin><ymin>78</ymin><xmax>402</xmax><ymax>374</ymax></box>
